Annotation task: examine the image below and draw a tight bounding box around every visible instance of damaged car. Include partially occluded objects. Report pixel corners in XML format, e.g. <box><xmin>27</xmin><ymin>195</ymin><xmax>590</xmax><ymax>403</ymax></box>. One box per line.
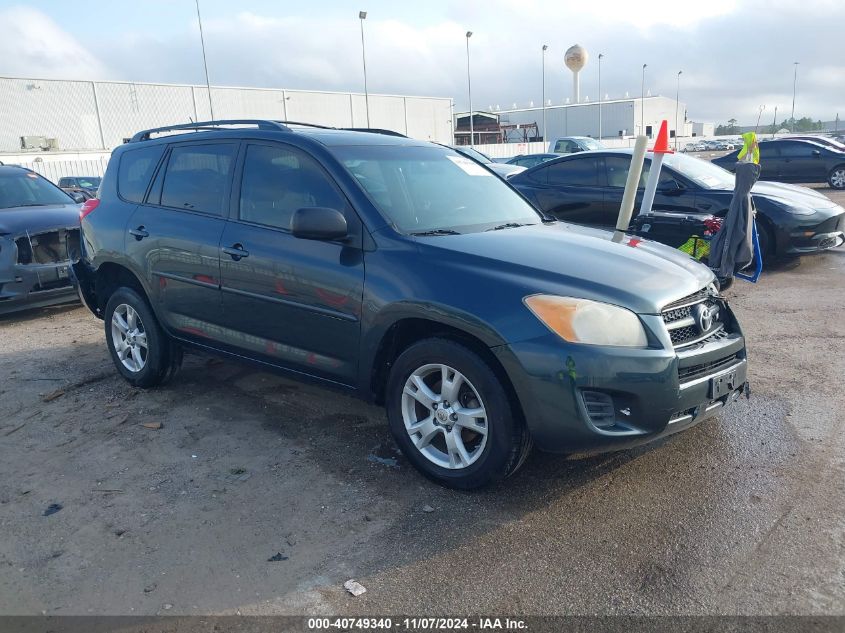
<box><xmin>0</xmin><ymin>166</ymin><xmax>82</xmax><ymax>315</ymax></box>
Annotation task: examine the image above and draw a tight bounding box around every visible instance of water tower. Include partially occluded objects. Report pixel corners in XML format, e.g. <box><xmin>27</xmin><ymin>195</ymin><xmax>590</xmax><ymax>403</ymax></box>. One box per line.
<box><xmin>564</xmin><ymin>44</ymin><xmax>589</xmax><ymax>104</ymax></box>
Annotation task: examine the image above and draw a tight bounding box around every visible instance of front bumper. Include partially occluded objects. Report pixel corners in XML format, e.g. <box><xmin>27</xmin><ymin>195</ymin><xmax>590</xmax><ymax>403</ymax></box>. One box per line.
<box><xmin>0</xmin><ymin>262</ymin><xmax>78</xmax><ymax>315</ymax></box>
<box><xmin>493</xmin><ymin>312</ymin><xmax>747</xmax><ymax>454</ymax></box>
<box><xmin>781</xmin><ymin>208</ymin><xmax>845</xmax><ymax>255</ymax></box>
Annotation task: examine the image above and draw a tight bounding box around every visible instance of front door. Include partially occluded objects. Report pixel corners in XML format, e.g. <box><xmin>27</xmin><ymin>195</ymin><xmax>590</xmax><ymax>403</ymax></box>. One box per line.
<box><xmin>218</xmin><ymin>141</ymin><xmax>365</xmax><ymax>385</ymax></box>
<box><xmin>125</xmin><ymin>141</ymin><xmax>237</xmax><ymax>344</ymax></box>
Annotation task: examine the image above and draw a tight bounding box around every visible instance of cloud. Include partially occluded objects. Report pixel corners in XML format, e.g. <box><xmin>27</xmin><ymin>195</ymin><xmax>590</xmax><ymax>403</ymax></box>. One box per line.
<box><xmin>0</xmin><ymin>5</ymin><xmax>109</xmax><ymax>79</ymax></box>
<box><xmin>3</xmin><ymin>2</ymin><xmax>844</xmax><ymax>125</ymax></box>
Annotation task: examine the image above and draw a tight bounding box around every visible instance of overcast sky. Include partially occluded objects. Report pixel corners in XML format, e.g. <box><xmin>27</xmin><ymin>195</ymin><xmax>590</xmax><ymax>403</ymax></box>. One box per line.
<box><xmin>1</xmin><ymin>0</ymin><xmax>843</xmax><ymax>125</ymax></box>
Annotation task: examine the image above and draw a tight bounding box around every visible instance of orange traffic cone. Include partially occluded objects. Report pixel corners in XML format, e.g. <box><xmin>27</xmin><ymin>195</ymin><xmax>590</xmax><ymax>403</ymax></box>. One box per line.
<box><xmin>650</xmin><ymin>120</ymin><xmax>673</xmax><ymax>154</ymax></box>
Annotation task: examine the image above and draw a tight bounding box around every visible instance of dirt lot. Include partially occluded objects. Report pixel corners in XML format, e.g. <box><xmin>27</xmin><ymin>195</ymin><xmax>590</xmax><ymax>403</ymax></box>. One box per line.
<box><xmin>1</xmin><ymin>186</ymin><xmax>844</xmax><ymax>616</ymax></box>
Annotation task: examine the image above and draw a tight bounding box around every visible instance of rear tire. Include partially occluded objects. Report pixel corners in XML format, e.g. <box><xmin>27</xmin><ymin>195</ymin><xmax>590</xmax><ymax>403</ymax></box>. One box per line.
<box><xmin>104</xmin><ymin>287</ymin><xmax>181</xmax><ymax>388</ymax></box>
<box><xmin>386</xmin><ymin>338</ymin><xmax>531</xmax><ymax>489</ymax></box>
<box><xmin>829</xmin><ymin>165</ymin><xmax>845</xmax><ymax>190</ymax></box>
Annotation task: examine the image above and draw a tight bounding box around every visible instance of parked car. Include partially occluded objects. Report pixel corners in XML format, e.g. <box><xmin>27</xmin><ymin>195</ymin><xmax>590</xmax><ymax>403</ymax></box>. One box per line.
<box><xmin>548</xmin><ymin>136</ymin><xmax>605</xmax><ymax>154</ymax></box>
<box><xmin>713</xmin><ymin>140</ymin><xmax>735</xmax><ymax>151</ymax></box>
<box><xmin>0</xmin><ymin>166</ymin><xmax>82</xmax><ymax>314</ymax></box>
<box><xmin>713</xmin><ymin>138</ymin><xmax>845</xmax><ymax>189</ymax></box>
<box><xmin>58</xmin><ymin>176</ymin><xmax>101</xmax><ymax>199</ymax></box>
<box><xmin>74</xmin><ymin>119</ymin><xmax>749</xmax><ymax>489</ymax></box>
<box><xmin>508</xmin><ymin>149</ymin><xmax>845</xmax><ymax>258</ymax></box>
<box><xmin>505</xmin><ymin>153</ymin><xmax>558</xmax><ymax>169</ymax></box>
<box><xmin>450</xmin><ymin>146</ymin><xmax>526</xmax><ymax>178</ymax></box>
<box><xmin>785</xmin><ymin>136</ymin><xmax>845</xmax><ymax>152</ymax></box>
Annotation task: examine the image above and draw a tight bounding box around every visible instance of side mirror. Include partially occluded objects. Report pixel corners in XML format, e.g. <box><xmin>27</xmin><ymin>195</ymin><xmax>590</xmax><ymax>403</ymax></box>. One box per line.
<box><xmin>290</xmin><ymin>207</ymin><xmax>348</xmax><ymax>241</ymax></box>
<box><xmin>70</xmin><ymin>192</ymin><xmax>86</xmax><ymax>204</ymax></box>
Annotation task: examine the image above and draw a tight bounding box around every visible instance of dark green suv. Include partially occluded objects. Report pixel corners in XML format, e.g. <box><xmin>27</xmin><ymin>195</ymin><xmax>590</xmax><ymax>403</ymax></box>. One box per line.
<box><xmin>74</xmin><ymin>120</ymin><xmax>748</xmax><ymax>489</ymax></box>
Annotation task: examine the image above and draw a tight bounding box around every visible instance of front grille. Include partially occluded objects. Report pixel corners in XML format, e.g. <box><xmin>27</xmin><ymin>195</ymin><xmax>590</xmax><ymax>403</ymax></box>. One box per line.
<box><xmin>678</xmin><ymin>353</ymin><xmax>740</xmax><ymax>383</ymax></box>
<box><xmin>661</xmin><ymin>287</ymin><xmax>724</xmax><ymax>348</ymax></box>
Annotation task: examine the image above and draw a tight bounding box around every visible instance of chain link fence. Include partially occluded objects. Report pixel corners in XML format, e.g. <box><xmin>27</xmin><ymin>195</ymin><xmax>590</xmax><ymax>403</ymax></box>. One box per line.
<box><xmin>1</xmin><ymin>76</ymin><xmax>454</xmax><ymax>153</ymax></box>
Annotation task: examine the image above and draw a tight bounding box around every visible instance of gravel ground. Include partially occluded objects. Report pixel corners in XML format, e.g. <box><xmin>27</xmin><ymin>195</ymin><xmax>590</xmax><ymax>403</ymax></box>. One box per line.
<box><xmin>0</xmin><ymin>185</ymin><xmax>843</xmax><ymax>616</ymax></box>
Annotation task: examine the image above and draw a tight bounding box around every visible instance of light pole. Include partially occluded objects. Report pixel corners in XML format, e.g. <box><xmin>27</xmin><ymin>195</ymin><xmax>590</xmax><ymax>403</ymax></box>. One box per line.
<box><xmin>359</xmin><ymin>11</ymin><xmax>370</xmax><ymax>127</ymax></box>
<box><xmin>771</xmin><ymin>105</ymin><xmax>778</xmax><ymax>138</ymax></box>
<box><xmin>755</xmin><ymin>104</ymin><xmax>766</xmax><ymax>133</ymax></box>
<box><xmin>194</xmin><ymin>0</ymin><xmax>214</xmax><ymax>119</ymax></box>
<box><xmin>790</xmin><ymin>61</ymin><xmax>799</xmax><ymax>132</ymax></box>
<box><xmin>674</xmin><ymin>70</ymin><xmax>682</xmax><ymax>150</ymax></box>
<box><xmin>542</xmin><ymin>45</ymin><xmax>548</xmax><ymax>142</ymax></box>
<box><xmin>598</xmin><ymin>53</ymin><xmax>603</xmax><ymax>140</ymax></box>
<box><xmin>466</xmin><ymin>31</ymin><xmax>473</xmax><ymax>146</ymax></box>
<box><xmin>641</xmin><ymin>63</ymin><xmax>647</xmax><ymax>136</ymax></box>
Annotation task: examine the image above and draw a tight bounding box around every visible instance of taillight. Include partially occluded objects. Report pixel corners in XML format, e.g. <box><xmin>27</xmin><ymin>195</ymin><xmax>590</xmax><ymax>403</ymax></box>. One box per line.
<box><xmin>80</xmin><ymin>198</ymin><xmax>100</xmax><ymax>220</ymax></box>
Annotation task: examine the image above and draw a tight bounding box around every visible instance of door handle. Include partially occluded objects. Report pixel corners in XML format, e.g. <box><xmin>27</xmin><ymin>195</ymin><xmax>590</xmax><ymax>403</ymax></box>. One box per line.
<box><xmin>129</xmin><ymin>226</ymin><xmax>149</xmax><ymax>240</ymax></box>
<box><xmin>222</xmin><ymin>244</ymin><xmax>249</xmax><ymax>260</ymax></box>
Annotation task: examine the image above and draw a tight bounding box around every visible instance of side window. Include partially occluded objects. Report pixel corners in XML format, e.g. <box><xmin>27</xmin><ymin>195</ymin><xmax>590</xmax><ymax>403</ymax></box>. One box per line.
<box><xmin>758</xmin><ymin>144</ymin><xmax>778</xmax><ymax>160</ymax></box>
<box><xmin>58</xmin><ymin>177</ymin><xmax>70</xmax><ymax>187</ymax></box>
<box><xmin>604</xmin><ymin>155</ymin><xmax>657</xmax><ymax>188</ymax></box>
<box><xmin>779</xmin><ymin>142</ymin><xmax>816</xmax><ymax>157</ymax></box>
<box><xmin>547</xmin><ymin>157</ymin><xmax>599</xmax><ymax>186</ymax></box>
<box><xmin>118</xmin><ymin>145</ymin><xmax>165</xmax><ymax>204</ymax></box>
<box><xmin>527</xmin><ymin>164</ymin><xmax>549</xmax><ymax>184</ymax></box>
<box><xmin>160</xmin><ymin>144</ymin><xmax>235</xmax><ymax>215</ymax></box>
<box><xmin>238</xmin><ymin>144</ymin><xmax>346</xmax><ymax>230</ymax></box>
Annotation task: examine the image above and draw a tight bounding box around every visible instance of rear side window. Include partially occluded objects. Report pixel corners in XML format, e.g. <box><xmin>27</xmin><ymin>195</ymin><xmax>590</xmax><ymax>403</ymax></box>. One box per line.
<box><xmin>238</xmin><ymin>143</ymin><xmax>346</xmax><ymax>230</ymax></box>
<box><xmin>547</xmin><ymin>157</ymin><xmax>599</xmax><ymax>186</ymax></box>
<box><xmin>118</xmin><ymin>145</ymin><xmax>165</xmax><ymax>203</ymax></box>
<box><xmin>159</xmin><ymin>144</ymin><xmax>236</xmax><ymax>215</ymax></box>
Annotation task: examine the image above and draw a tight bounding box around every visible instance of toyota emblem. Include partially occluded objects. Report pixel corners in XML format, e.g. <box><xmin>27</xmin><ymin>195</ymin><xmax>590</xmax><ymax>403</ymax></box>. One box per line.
<box><xmin>694</xmin><ymin>303</ymin><xmax>720</xmax><ymax>334</ymax></box>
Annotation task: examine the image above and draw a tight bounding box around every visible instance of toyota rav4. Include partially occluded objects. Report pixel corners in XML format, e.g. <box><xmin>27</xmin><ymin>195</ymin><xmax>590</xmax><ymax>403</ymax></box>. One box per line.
<box><xmin>74</xmin><ymin>120</ymin><xmax>749</xmax><ymax>489</ymax></box>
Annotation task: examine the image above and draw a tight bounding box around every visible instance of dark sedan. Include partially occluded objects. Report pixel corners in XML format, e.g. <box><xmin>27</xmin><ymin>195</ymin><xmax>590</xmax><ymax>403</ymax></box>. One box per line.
<box><xmin>712</xmin><ymin>139</ymin><xmax>845</xmax><ymax>190</ymax></box>
<box><xmin>0</xmin><ymin>166</ymin><xmax>82</xmax><ymax>314</ymax></box>
<box><xmin>509</xmin><ymin>150</ymin><xmax>845</xmax><ymax>258</ymax></box>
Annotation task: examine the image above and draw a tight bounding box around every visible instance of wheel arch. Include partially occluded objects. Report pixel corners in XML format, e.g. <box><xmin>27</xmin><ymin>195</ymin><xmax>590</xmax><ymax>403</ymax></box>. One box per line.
<box><xmin>367</xmin><ymin>317</ymin><xmax>526</xmax><ymax>423</ymax></box>
<box><xmin>91</xmin><ymin>262</ymin><xmax>151</xmax><ymax>318</ymax></box>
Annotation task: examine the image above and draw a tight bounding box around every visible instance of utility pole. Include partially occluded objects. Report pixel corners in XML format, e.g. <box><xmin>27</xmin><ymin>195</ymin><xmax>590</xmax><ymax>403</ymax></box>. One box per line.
<box><xmin>194</xmin><ymin>0</ymin><xmax>214</xmax><ymax>119</ymax></box>
<box><xmin>674</xmin><ymin>70</ymin><xmax>682</xmax><ymax>150</ymax></box>
<box><xmin>790</xmin><ymin>62</ymin><xmax>799</xmax><ymax>132</ymax></box>
<box><xmin>359</xmin><ymin>11</ymin><xmax>370</xmax><ymax>127</ymax></box>
<box><xmin>771</xmin><ymin>106</ymin><xmax>778</xmax><ymax>138</ymax></box>
<box><xmin>598</xmin><ymin>53</ymin><xmax>603</xmax><ymax>140</ymax></box>
<box><xmin>641</xmin><ymin>63</ymin><xmax>647</xmax><ymax>136</ymax></box>
<box><xmin>466</xmin><ymin>31</ymin><xmax>473</xmax><ymax>146</ymax></box>
<box><xmin>542</xmin><ymin>45</ymin><xmax>548</xmax><ymax>142</ymax></box>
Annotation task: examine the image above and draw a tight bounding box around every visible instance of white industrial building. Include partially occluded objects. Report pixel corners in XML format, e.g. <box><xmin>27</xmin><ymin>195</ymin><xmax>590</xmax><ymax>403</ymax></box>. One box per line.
<box><xmin>0</xmin><ymin>76</ymin><xmax>454</xmax><ymax>154</ymax></box>
<box><xmin>491</xmin><ymin>95</ymin><xmax>690</xmax><ymax>142</ymax></box>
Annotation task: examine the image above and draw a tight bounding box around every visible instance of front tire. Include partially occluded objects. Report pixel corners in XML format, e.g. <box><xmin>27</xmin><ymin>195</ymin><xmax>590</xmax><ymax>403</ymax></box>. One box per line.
<box><xmin>829</xmin><ymin>166</ymin><xmax>845</xmax><ymax>190</ymax></box>
<box><xmin>104</xmin><ymin>287</ymin><xmax>181</xmax><ymax>388</ymax></box>
<box><xmin>386</xmin><ymin>338</ymin><xmax>531</xmax><ymax>489</ymax></box>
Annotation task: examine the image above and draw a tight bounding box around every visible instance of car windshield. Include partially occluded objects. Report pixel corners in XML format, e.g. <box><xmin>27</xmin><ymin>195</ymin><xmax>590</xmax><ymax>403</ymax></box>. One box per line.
<box><xmin>0</xmin><ymin>170</ymin><xmax>74</xmax><ymax>209</ymax></box>
<box><xmin>581</xmin><ymin>138</ymin><xmax>604</xmax><ymax>150</ymax></box>
<box><xmin>335</xmin><ymin>145</ymin><xmax>541</xmax><ymax>234</ymax></box>
<box><xmin>456</xmin><ymin>147</ymin><xmax>492</xmax><ymax>164</ymax></box>
<box><xmin>77</xmin><ymin>177</ymin><xmax>101</xmax><ymax>188</ymax></box>
<box><xmin>661</xmin><ymin>152</ymin><xmax>735</xmax><ymax>190</ymax></box>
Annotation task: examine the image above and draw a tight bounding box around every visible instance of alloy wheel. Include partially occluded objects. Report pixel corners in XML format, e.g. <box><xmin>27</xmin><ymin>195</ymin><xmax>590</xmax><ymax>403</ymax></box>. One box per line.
<box><xmin>830</xmin><ymin>168</ymin><xmax>845</xmax><ymax>189</ymax></box>
<box><xmin>111</xmin><ymin>303</ymin><xmax>148</xmax><ymax>372</ymax></box>
<box><xmin>401</xmin><ymin>363</ymin><xmax>488</xmax><ymax>469</ymax></box>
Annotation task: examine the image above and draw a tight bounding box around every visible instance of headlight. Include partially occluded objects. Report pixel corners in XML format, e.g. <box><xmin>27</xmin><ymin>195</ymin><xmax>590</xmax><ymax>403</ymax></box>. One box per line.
<box><xmin>524</xmin><ymin>295</ymin><xmax>648</xmax><ymax>347</ymax></box>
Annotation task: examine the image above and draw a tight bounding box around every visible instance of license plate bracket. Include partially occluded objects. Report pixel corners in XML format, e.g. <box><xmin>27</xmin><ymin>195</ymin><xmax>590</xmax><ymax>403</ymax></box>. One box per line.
<box><xmin>709</xmin><ymin>368</ymin><xmax>738</xmax><ymax>399</ymax></box>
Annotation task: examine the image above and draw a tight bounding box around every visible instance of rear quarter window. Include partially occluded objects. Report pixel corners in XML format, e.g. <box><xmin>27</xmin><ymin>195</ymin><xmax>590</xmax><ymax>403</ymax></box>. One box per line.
<box><xmin>118</xmin><ymin>145</ymin><xmax>165</xmax><ymax>203</ymax></box>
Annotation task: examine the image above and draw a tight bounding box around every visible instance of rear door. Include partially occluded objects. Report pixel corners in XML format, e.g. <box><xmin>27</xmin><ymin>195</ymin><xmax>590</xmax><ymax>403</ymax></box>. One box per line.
<box><xmin>218</xmin><ymin>141</ymin><xmax>365</xmax><ymax>385</ymax></box>
<box><xmin>125</xmin><ymin>141</ymin><xmax>236</xmax><ymax>343</ymax></box>
<box><xmin>757</xmin><ymin>143</ymin><xmax>781</xmax><ymax>180</ymax></box>
<box><xmin>777</xmin><ymin>141</ymin><xmax>828</xmax><ymax>181</ymax></box>
<box><xmin>528</xmin><ymin>156</ymin><xmax>607</xmax><ymax>226</ymax></box>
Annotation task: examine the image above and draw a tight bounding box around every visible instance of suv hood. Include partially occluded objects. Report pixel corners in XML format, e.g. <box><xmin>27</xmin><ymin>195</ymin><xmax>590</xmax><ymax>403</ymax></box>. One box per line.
<box><xmin>417</xmin><ymin>222</ymin><xmax>713</xmax><ymax>314</ymax></box>
<box><xmin>0</xmin><ymin>203</ymin><xmax>80</xmax><ymax>236</ymax></box>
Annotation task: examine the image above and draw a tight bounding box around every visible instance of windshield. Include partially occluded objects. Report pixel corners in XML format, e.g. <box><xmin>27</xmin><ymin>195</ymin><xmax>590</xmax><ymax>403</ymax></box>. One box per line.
<box><xmin>661</xmin><ymin>152</ymin><xmax>735</xmax><ymax>190</ymax></box>
<box><xmin>581</xmin><ymin>138</ymin><xmax>604</xmax><ymax>150</ymax></box>
<box><xmin>0</xmin><ymin>170</ymin><xmax>74</xmax><ymax>209</ymax></box>
<box><xmin>335</xmin><ymin>145</ymin><xmax>541</xmax><ymax>234</ymax></box>
<box><xmin>77</xmin><ymin>177</ymin><xmax>101</xmax><ymax>189</ymax></box>
<box><xmin>456</xmin><ymin>147</ymin><xmax>492</xmax><ymax>164</ymax></box>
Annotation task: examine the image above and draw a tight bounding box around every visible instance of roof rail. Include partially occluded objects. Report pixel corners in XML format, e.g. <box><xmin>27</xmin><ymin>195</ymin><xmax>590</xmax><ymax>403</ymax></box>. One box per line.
<box><xmin>129</xmin><ymin>119</ymin><xmax>291</xmax><ymax>142</ymax></box>
<box><xmin>341</xmin><ymin>127</ymin><xmax>408</xmax><ymax>138</ymax></box>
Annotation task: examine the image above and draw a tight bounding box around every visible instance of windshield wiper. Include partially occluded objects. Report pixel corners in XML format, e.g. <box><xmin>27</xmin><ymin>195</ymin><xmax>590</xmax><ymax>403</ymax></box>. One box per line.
<box><xmin>485</xmin><ymin>222</ymin><xmax>534</xmax><ymax>231</ymax></box>
<box><xmin>409</xmin><ymin>228</ymin><xmax>462</xmax><ymax>236</ymax></box>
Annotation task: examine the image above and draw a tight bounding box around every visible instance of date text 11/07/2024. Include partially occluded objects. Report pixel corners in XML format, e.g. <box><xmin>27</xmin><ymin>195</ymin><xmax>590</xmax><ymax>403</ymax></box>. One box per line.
<box><xmin>307</xmin><ymin>617</ymin><xmax>528</xmax><ymax>630</ymax></box>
